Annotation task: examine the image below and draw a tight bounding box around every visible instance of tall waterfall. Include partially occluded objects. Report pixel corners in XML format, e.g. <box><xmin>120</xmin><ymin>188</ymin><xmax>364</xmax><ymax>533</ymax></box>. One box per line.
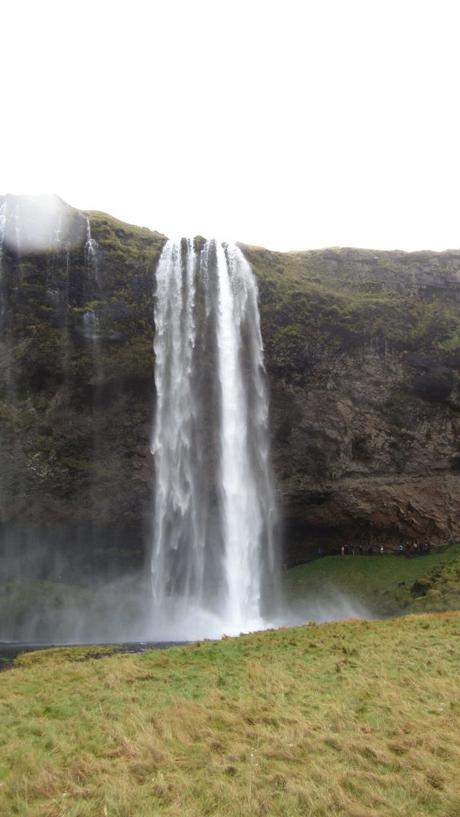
<box><xmin>151</xmin><ymin>238</ymin><xmax>278</xmax><ymax>639</ymax></box>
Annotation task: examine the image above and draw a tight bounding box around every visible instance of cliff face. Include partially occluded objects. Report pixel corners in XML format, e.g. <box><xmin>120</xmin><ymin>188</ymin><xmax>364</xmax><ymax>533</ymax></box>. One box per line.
<box><xmin>246</xmin><ymin>245</ymin><xmax>460</xmax><ymax>562</ymax></box>
<box><xmin>0</xmin><ymin>197</ymin><xmax>164</xmax><ymax>582</ymax></box>
<box><xmin>1</xmin><ymin>196</ymin><xmax>459</xmax><ymax>580</ymax></box>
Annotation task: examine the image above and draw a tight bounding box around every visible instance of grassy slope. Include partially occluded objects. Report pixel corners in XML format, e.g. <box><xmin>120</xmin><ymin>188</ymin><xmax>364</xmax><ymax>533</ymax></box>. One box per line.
<box><xmin>1</xmin><ymin>615</ymin><xmax>460</xmax><ymax>816</ymax></box>
<box><xmin>285</xmin><ymin>543</ymin><xmax>460</xmax><ymax>616</ymax></box>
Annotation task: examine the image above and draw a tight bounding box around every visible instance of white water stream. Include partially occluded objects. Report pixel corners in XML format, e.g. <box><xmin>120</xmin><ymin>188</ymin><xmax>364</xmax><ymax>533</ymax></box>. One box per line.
<box><xmin>151</xmin><ymin>238</ymin><xmax>278</xmax><ymax>639</ymax></box>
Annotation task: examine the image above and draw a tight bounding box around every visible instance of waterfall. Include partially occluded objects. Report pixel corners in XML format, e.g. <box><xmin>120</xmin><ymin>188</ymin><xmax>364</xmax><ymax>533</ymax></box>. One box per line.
<box><xmin>83</xmin><ymin>217</ymin><xmax>101</xmax><ymax>380</ymax></box>
<box><xmin>151</xmin><ymin>239</ymin><xmax>205</xmax><ymax>609</ymax></box>
<box><xmin>151</xmin><ymin>238</ymin><xmax>278</xmax><ymax>639</ymax></box>
<box><xmin>85</xmin><ymin>217</ymin><xmax>100</xmax><ymax>285</ymax></box>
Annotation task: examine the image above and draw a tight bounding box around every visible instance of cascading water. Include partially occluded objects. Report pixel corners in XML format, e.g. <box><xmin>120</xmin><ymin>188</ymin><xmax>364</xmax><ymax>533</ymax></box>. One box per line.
<box><xmin>151</xmin><ymin>238</ymin><xmax>278</xmax><ymax>639</ymax></box>
<box><xmin>83</xmin><ymin>218</ymin><xmax>101</xmax><ymax>368</ymax></box>
<box><xmin>85</xmin><ymin>217</ymin><xmax>100</xmax><ymax>285</ymax></box>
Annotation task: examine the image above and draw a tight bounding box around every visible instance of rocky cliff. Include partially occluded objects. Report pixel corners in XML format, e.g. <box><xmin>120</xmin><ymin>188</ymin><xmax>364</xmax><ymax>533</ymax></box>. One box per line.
<box><xmin>1</xmin><ymin>195</ymin><xmax>459</xmax><ymax>580</ymax></box>
<box><xmin>246</xmin><ymin>245</ymin><xmax>460</xmax><ymax>562</ymax></box>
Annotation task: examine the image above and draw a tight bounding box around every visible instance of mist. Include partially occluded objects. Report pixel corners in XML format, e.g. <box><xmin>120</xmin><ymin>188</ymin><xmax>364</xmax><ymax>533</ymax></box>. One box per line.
<box><xmin>0</xmin><ymin>564</ymin><xmax>372</xmax><ymax>646</ymax></box>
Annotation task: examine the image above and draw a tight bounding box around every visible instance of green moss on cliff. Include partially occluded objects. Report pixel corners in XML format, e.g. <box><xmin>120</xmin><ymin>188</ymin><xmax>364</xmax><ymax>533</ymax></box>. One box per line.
<box><xmin>241</xmin><ymin>242</ymin><xmax>460</xmax><ymax>401</ymax></box>
<box><xmin>83</xmin><ymin>210</ymin><xmax>166</xmax><ymax>273</ymax></box>
<box><xmin>438</xmin><ymin>323</ymin><xmax>460</xmax><ymax>353</ymax></box>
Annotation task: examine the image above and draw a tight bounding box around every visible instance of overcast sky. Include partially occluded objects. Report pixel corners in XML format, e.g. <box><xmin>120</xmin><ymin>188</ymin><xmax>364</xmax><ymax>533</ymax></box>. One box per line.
<box><xmin>2</xmin><ymin>0</ymin><xmax>460</xmax><ymax>251</ymax></box>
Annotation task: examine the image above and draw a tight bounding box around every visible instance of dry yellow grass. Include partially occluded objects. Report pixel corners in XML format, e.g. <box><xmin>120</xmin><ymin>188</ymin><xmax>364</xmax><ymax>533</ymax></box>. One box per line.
<box><xmin>1</xmin><ymin>613</ymin><xmax>460</xmax><ymax>816</ymax></box>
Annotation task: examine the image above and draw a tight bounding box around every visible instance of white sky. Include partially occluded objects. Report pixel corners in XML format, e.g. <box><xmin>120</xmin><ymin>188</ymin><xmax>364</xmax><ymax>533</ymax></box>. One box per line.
<box><xmin>2</xmin><ymin>0</ymin><xmax>460</xmax><ymax>251</ymax></box>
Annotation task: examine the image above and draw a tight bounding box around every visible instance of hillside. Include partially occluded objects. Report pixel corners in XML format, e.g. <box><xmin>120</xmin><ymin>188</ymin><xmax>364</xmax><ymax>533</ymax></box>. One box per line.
<box><xmin>285</xmin><ymin>542</ymin><xmax>460</xmax><ymax>617</ymax></box>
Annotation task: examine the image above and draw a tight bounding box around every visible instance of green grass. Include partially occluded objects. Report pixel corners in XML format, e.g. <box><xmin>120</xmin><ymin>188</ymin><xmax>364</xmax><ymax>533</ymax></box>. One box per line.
<box><xmin>1</xmin><ymin>614</ymin><xmax>460</xmax><ymax>816</ymax></box>
<box><xmin>284</xmin><ymin>543</ymin><xmax>460</xmax><ymax>616</ymax></box>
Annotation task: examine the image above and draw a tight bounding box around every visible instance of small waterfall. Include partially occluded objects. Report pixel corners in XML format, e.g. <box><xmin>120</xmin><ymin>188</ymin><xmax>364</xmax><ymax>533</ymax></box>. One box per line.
<box><xmin>83</xmin><ymin>311</ymin><xmax>101</xmax><ymax>360</ymax></box>
<box><xmin>0</xmin><ymin>200</ymin><xmax>24</xmax><ymax>538</ymax></box>
<box><xmin>0</xmin><ymin>200</ymin><xmax>17</xmax><ymax>389</ymax></box>
<box><xmin>83</xmin><ymin>217</ymin><xmax>101</xmax><ymax>381</ymax></box>
<box><xmin>151</xmin><ymin>238</ymin><xmax>278</xmax><ymax>639</ymax></box>
<box><xmin>83</xmin><ymin>219</ymin><xmax>104</xmax><ymax>556</ymax></box>
<box><xmin>85</xmin><ymin>217</ymin><xmax>100</xmax><ymax>285</ymax></box>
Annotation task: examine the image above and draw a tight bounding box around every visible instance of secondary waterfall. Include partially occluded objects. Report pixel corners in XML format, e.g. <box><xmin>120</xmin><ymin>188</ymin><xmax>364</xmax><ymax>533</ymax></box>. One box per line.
<box><xmin>85</xmin><ymin>216</ymin><xmax>100</xmax><ymax>286</ymax></box>
<box><xmin>151</xmin><ymin>238</ymin><xmax>278</xmax><ymax>639</ymax></box>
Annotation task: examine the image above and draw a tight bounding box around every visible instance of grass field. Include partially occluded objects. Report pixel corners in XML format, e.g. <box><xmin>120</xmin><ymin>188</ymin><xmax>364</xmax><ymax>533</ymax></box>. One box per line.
<box><xmin>284</xmin><ymin>542</ymin><xmax>460</xmax><ymax>617</ymax></box>
<box><xmin>1</xmin><ymin>613</ymin><xmax>460</xmax><ymax>816</ymax></box>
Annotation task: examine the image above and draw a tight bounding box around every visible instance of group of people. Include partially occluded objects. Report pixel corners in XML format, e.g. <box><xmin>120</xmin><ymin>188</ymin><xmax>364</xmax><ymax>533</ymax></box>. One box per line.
<box><xmin>338</xmin><ymin>541</ymin><xmax>431</xmax><ymax>557</ymax></box>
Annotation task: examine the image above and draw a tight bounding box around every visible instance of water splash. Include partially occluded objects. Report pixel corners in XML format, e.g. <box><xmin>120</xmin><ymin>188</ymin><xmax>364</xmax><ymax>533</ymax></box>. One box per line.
<box><xmin>151</xmin><ymin>238</ymin><xmax>278</xmax><ymax>639</ymax></box>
